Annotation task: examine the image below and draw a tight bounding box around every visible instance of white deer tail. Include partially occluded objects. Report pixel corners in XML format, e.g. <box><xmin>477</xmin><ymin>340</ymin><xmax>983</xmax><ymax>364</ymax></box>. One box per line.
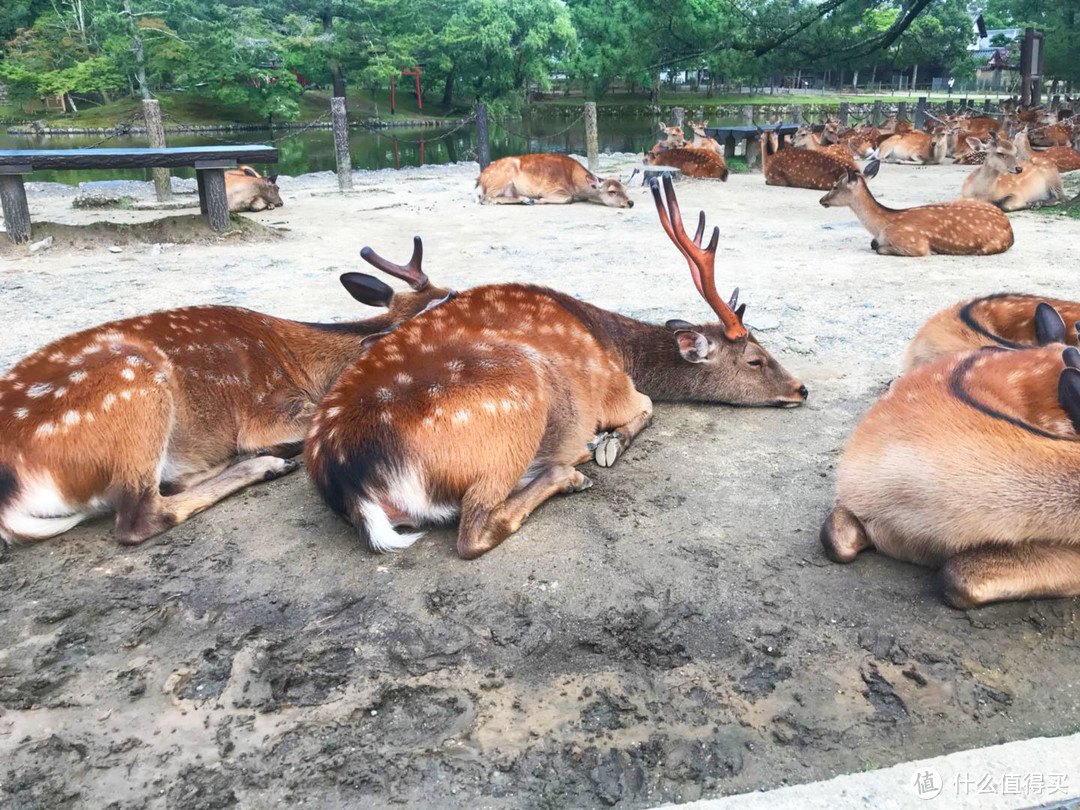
<box><xmin>357</xmin><ymin>499</ymin><xmax>425</xmax><ymax>553</ymax></box>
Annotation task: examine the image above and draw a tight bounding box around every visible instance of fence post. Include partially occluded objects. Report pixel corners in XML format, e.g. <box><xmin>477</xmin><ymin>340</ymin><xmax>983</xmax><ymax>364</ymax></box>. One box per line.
<box><xmin>872</xmin><ymin>99</ymin><xmax>882</xmax><ymax>126</ymax></box>
<box><xmin>897</xmin><ymin>101</ymin><xmax>907</xmax><ymax>123</ymax></box>
<box><xmin>584</xmin><ymin>102</ymin><xmax>599</xmax><ymax>173</ymax></box>
<box><xmin>984</xmin><ymin>98</ymin><xmax>992</xmax><ymax>113</ymax></box>
<box><xmin>142</xmin><ymin>99</ymin><xmax>171</xmax><ymax>202</ymax></box>
<box><xmin>792</xmin><ymin>105</ymin><xmax>803</xmax><ymax>124</ymax></box>
<box><xmin>915</xmin><ymin>97</ymin><xmax>927</xmax><ymax>129</ymax></box>
<box><xmin>672</xmin><ymin>106</ymin><xmax>685</xmax><ymax>129</ymax></box>
<box><xmin>742</xmin><ymin>106</ymin><xmax>754</xmax><ymax>126</ymax></box>
<box><xmin>945</xmin><ymin>99</ymin><xmax>954</xmax><ymax>116</ymax></box>
<box><xmin>475</xmin><ymin>101</ymin><xmax>491</xmax><ymax>170</ymax></box>
<box><xmin>330</xmin><ymin>97</ymin><xmax>352</xmax><ymax>191</ymax></box>
<box><xmin>838</xmin><ymin>102</ymin><xmax>849</xmax><ymax>125</ymax></box>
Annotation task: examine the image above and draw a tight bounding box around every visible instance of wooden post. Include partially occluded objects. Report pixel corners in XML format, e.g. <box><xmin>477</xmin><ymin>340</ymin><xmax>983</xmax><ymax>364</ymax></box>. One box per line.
<box><xmin>0</xmin><ymin>169</ymin><xmax>32</xmax><ymax>244</ymax></box>
<box><xmin>746</xmin><ymin>133</ymin><xmax>760</xmax><ymax>168</ymax></box>
<box><xmin>724</xmin><ymin>135</ymin><xmax>736</xmax><ymax>161</ymax></box>
<box><xmin>194</xmin><ymin>160</ymin><xmax>232</xmax><ymax>233</ymax></box>
<box><xmin>475</xmin><ymin>101</ymin><xmax>491</xmax><ymax>170</ymax></box>
<box><xmin>792</xmin><ymin>105</ymin><xmax>803</xmax><ymax>124</ymax></box>
<box><xmin>1052</xmin><ymin>94</ymin><xmax>1061</xmax><ymax>110</ymax></box>
<box><xmin>142</xmin><ymin>99</ymin><xmax>171</xmax><ymax>202</ymax></box>
<box><xmin>945</xmin><ymin>99</ymin><xmax>954</xmax><ymax>116</ymax></box>
<box><xmin>915</xmin><ymin>97</ymin><xmax>927</xmax><ymax>129</ymax></box>
<box><xmin>330</xmin><ymin>96</ymin><xmax>352</xmax><ymax>191</ymax></box>
<box><xmin>984</xmin><ymin>98</ymin><xmax>992</xmax><ymax>113</ymax></box>
<box><xmin>897</xmin><ymin>101</ymin><xmax>908</xmax><ymax>122</ymax></box>
<box><xmin>872</xmin><ymin>99</ymin><xmax>882</xmax><ymax>126</ymax></box>
<box><xmin>838</xmin><ymin>102</ymin><xmax>849</xmax><ymax>125</ymax></box>
<box><xmin>672</xmin><ymin>106</ymin><xmax>684</xmax><ymax>129</ymax></box>
<box><xmin>584</xmin><ymin>102</ymin><xmax>599</xmax><ymax>173</ymax></box>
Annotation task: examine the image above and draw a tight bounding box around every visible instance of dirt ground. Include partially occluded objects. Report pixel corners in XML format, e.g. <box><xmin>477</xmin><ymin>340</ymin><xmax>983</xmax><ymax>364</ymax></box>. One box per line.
<box><xmin>2</xmin><ymin>156</ymin><xmax>1080</xmax><ymax>810</ymax></box>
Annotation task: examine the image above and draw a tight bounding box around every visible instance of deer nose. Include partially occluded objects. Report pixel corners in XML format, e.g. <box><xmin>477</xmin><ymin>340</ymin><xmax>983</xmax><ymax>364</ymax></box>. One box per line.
<box><xmin>798</xmin><ymin>385</ymin><xmax>809</xmax><ymax>400</ymax></box>
<box><xmin>1013</xmin><ymin>167</ymin><xmax>1023</xmax><ymax>174</ymax></box>
<box><xmin>627</xmin><ymin>200</ymin><xmax>634</xmax><ymax>208</ymax></box>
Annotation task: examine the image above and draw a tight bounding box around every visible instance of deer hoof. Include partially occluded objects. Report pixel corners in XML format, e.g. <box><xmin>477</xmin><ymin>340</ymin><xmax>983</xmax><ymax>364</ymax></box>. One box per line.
<box><xmin>566</xmin><ymin>472</ymin><xmax>594</xmax><ymax>493</ymax></box>
<box><xmin>589</xmin><ymin>432</ymin><xmax>623</xmax><ymax>468</ymax></box>
<box><xmin>263</xmin><ymin>457</ymin><xmax>300</xmax><ymax>481</ymax></box>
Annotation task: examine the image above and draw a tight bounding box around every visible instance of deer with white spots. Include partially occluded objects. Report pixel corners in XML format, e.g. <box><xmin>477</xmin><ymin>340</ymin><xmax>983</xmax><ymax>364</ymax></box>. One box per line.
<box><xmin>305</xmin><ymin>177</ymin><xmax>807</xmax><ymax>559</ymax></box>
<box><xmin>819</xmin><ymin>160</ymin><xmax>1014</xmax><ymax>256</ymax></box>
<box><xmin>822</xmin><ymin>331</ymin><xmax>1080</xmax><ymax>607</ymax></box>
<box><xmin>904</xmin><ymin>295</ymin><xmax>1080</xmax><ymax>370</ymax></box>
<box><xmin>760</xmin><ymin>133</ymin><xmax>853</xmax><ymax>191</ymax></box>
<box><xmin>876</xmin><ymin>128</ymin><xmax>949</xmax><ymax>165</ymax></box>
<box><xmin>791</xmin><ymin>124</ymin><xmax>859</xmax><ymax>170</ymax></box>
<box><xmin>0</xmin><ymin>250</ymin><xmax>451</xmax><ymax>548</ymax></box>
<box><xmin>961</xmin><ymin>131</ymin><xmax>1064</xmax><ymax>211</ymax></box>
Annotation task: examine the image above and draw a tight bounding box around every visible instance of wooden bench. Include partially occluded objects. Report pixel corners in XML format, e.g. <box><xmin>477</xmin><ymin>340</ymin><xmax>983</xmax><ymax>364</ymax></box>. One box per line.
<box><xmin>704</xmin><ymin>124</ymin><xmax>800</xmax><ymax>168</ymax></box>
<box><xmin>0</xmin><ymin>144</ymin><xmax>278</xmax><ymax>244</ymax></box>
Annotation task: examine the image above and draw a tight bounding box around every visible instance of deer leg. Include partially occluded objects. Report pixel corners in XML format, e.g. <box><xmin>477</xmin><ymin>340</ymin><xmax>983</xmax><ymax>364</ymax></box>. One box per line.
<box><xmin>590</xmin><ymin>391</ymin><xmax>654</xmax><ymax>468</ymax></box>
<box><xmin>532</xmin><ymin>193</ymin><xmax>575</xmax><ymax>204</ymax></box>
<box><xmin>115</xmin><ymin>456</ymin><xmax>298</xmax><ymax>545</ymax></box>
<box><xmin>875</xmin><ymin>230</ymin><xmax>929</xmax><ymax>257</ymax></box>
<box><xmin>820</xmin><ymin>506</ymin><xmax>873</xmax><ymax>563</ymax></box>
<box><xmin>456</xmin><ymin>464</ymin><xmax>592</xmax><ymax>559</ymax></box>
<box><xmin>940</xmin><ymin>544</ymin><xmax>1080</xmax><ymax>609</ymax></box>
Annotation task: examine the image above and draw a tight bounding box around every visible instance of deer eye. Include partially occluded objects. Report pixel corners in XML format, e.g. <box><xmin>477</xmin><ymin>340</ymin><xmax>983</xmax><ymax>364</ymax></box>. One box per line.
<box><xmin>747</xmin><ymin>359</ymin><xmax>763</xmax><ymax>368</ymax></box>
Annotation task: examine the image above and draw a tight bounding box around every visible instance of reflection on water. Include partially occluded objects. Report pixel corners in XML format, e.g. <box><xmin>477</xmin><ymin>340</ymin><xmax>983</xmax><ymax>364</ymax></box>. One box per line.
<box><xmin>0</xmin><ymin>115</ymin><xmax>734</xmax><ymax>185</ymax></box>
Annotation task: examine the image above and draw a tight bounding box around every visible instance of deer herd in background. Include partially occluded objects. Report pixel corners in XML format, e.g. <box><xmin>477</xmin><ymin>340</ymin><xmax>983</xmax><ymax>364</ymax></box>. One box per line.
<box><xmin>3</xmin><ymin>97</ymin><xmax>1080</xmax><ymax>610</ymax></box>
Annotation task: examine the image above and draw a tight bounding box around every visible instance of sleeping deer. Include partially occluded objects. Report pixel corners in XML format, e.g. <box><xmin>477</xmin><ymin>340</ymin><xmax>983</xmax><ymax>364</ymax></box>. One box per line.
<box><xmin>224</xmin><ymin>166</ymin><xmax>283</xmax><ymax>212</ymax></box>
<box><xmin>1013</xmin><ymin>128</ymin><xmax>1080</xmax><ymax>174</ymax></box>
<box><xmin>475</xmin><ymin>154</ymin><xmax>633</xmax><ymax>207</ymax></box>
<box><xmin>791</xmin><ymin>125</ymin><xmax>858</xmax><ymax>170</ymax></box>
<box><xmin>305</xmin><ymin>176</ymin><xmax>807</xmax><ymax>559</ymax></box>
<box><xmin>822</xmin><ymin>332</ymin><xmax>1080</xmax><ymax>608</ymax></box>
<box><xmin>876</xmin><ymin>129</ymin><xmax>948</xmax><ymax>165</ymax></box>
<box><xmin>904</xmin><ymin>294</ymin><xmax>1080</xmax><ymax>370</ymax></box>
<box><xmin>643</xmin><ymin>147</ymin><xmax>729</xmax><ymax>180</ymax></box>
<box><xmin>962</xmin><ymin>132</ymin><xmax>1064</xmax><ymax>211</ymax></box>
<box><xmin>760</xmin><ymin>135</ymin><xmax>852</xmax><ymax>190</ymax></box>
<box><xmin>819</xmin><ymin>161</ymin><xmax>1013</xmax><ymax>256</ymax></box>
<box><xmin>0</xmin><ymin>252</ymin><xmax>450</xmax><ymax>547</ymax></box>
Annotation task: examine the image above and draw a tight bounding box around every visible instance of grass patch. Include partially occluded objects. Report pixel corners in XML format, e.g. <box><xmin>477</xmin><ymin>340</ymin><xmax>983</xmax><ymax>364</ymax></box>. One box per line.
<box><xmin>726</xmin><ymin>156</ymin><xmax>750</xmax><ymax>174</ymax></box>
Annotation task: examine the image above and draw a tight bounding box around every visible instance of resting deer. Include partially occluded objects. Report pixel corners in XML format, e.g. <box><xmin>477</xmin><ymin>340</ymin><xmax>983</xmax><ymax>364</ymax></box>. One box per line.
<box><xmin>657</xmin><ymin>122</ymin><xmax>687</xmax><ymax>148</ymax></box>
<box><xmin>819</xmin><ymin>161</ymin><xmax>1013</xmax><ymax>257</ymax></box>
<box><xmin>791</xmin><ymin>125</ymin><xmax>858</xmax><ymax>170</ymax></box>
<box><xmin>876</xmin><ymin>129</ymin><xmax>948</xmax><ymax>164</ymax></box>
<box><xmin>822</xmin><ymin>330</ymin><xmax>1080</xmax><ymax>607</ymax></box>
<box><xmin>475</xmin><ymin>154</ymin><xmax>633</xmax><ymax>207</ymax></box>
<box><xmin>904</xmin><ymin>295</ymin><xmax>1080</xmax><ymax>370</ymax></box>
<box><xmin>687</xmin><ymin>121</ymin><xmax>725</xmax><ymax>157</ymax></box>
<box><xmin>0</xmin><ymin>253</ymin><xmax>450</xmax><ymax>547</ymax></box>
<box><xmin>643</xmin><ymin>147</ymin><xmax>729</xmax><ymax>180</ymax></box>
<box><xmin>225</xmin><ymin>166</ymin><xmax>283</xmax><ymax>212</ymax></box>
<box><xmin>305</xmin><ymin>177</ymin><xmax>807</xmax><ymax>559</ymax></box>
<box><xmin>962</xmin><ymin>132</ymin><xmax>1064</xmax><ymax>211</ymax></box>
<box><xmin>1013</xmin><ymin>128</ymin><xmax>1080</xmax><ymax>174</ymax></box>
<box><xmin>760</xmin><ymin>135</ymin><xmax>852</xmax><ymax>190</ymax></box>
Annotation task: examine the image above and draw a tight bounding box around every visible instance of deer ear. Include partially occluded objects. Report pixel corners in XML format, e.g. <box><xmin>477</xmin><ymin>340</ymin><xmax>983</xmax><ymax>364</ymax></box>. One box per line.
<box><xmin>966</xmin><ymin>137</ymin><xmax>984</xmax><ymax>151</ymax></box>
<box><xmin>845</xmin><ymin>167</ymin><xmax>859</xmax><ymax>183</ymax></box>
<box><xmin>340</xmin><ymin>272</ymin><xmax>394</xmax><ymax>308</ymax></box>
<box><xmin>359</xmin><ymin>330</ymin><xmax>392</xmax><ymax>350</ymax></box>
<box><xmin>587</xmin><ymin>174</ymin><xmax>603</xmax><ymax>188</ymax></box>
<box><xmin>241</xmin><ymin>167</ymin><xmax>259</xmax><ymax>178</ymax></box>
<box><xmin>735</xmin><ymin>303</ymin><xmax>746</xmax><ymax>321</ymax></box>
<box><xmin>1058</xmin><ymin>367</ymin><xmax>1080</xmax><ymax>433</ymax></box>
<box><xmin>268</xmin><ymin>174</ymin><xmax>279</xmax><ymax>185</ymax></box>
<box><xmin>863</xmin><ymin>159</ymin><xmax>881</xmax><ymax>179</ymax></box>
<box><xmin>665</xmin><ymin>319</ymin><xmax>696</xmax><ymax>331</ymax></box>
<box><xmin>675</xmin><ymin>331</ymin><xmax>711</xmax><ymax>363</ymax></box>
<box><xmin>1035</xmin><ymin>302</ymin><xmax>1067</xmax><ymax>346</ymax></box>
<box><xmin>1062</xmin><ymin>347</ymin><xmax>1080</xmax><ymax>370</ymax></box>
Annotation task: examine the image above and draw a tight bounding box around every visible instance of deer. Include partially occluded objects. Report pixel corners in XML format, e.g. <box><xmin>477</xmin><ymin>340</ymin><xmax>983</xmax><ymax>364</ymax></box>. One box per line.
<box><xmin>474</xmin><ymin>154</ymin><xmax>633</xmax><ymax>207</ymax></box>
<box><xmin>819</xmin><ymin>161</ymin><xmax>1013</xmax><ymax>257</ymax></box>
<box><xmin>760</xmin><ymin>134</ymin><xmax>853</xmax><ymax>190</ymax></box>
<box><xmin>821</xmin><ymin>337</ymin><xmax>1080</xmax><ymax>608</ymax></box>
<box><xmin>903</xmin><ymin>295</ymin><xmax>1080</xmax><ymax>370</ymax></box>
<box><xmin>0</xmin><ymin>250</ymin><xmax>452</xmax><ymax>547</ymax></box>
<box><xmin>224</xmin><ymin>166</ymin><xmax>283</xmax><ymax>212</ymax></box>
<box><xmin>657</xmin><ymin>122</ymin><xmax>687</xmax><ymax>148</ymax></box>
<box><xmin>876</xmin><ymin>129</ymin><xmax>949</xmax><ymax>164</ymax></box>
<box><xmin>961</xmin><ymin>132</ymin><xmax>1064</xmax><ymax>211</ymax></box>
<box><xmin>687</xmin><ymin>120</ymin><xmax>725</xmax><ymax>157</ymax></box>
<box><xmin>304</xmin><ymin>176</ymin><xmax>807</xmax><ymax>559</ymax></box>
<box><xmin>643</xmin><ymin>147</ymin><xmax>729</xmax><ymax>180</ymax></box>
<box><xmin>791</xmin><ymin>125</ymin><xmax>858</xmax><ymax>170</ymax></box>
<box><xmin>1012</xmin><ymin>127</ymin><xmax>1080</xmax><ymax>174</ymax></box>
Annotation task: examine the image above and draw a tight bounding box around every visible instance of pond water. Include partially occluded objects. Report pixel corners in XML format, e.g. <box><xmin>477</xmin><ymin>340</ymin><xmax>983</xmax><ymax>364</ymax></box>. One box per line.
<box><xmin>0</xmin><ymin>114</ymin><xmax>741</xmax><ymax>185</ymax></box>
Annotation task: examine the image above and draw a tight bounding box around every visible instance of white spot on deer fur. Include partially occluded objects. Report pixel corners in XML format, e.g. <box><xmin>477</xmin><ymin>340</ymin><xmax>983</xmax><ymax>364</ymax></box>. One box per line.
<box><xmin>501</xmin><ymin>399</ymin><xmax>515</xmax><ymax>411</ymax></box>
<box><xmin>53</xmin><ymin>386</ymin><xmax>67</xmax><ymax>398</ymax></box>
<box><xmin>14</xmin><ymin>408</ymin><xmax>28</xmax><ymax>419</ymax></box>
<box><xmin>125</xmin><ymin>355</ymin><xmax>143</xmax><ymax>366</ymax></box>
<box><xmin>102</xmin><ymin>393</ymin><xmax>117</xmax><ymax>411</ymax></box>
<box><xmin>452</xmin><ymin>409</ymin><xmax>470</xmax><ymax>425</ymax></box>
<box><xmin>27</xmin><ymin>383</ymin><xmax>53</xmax><ymax>398</ymax></box>
<box><xmin>326</xmin><ymin>406</ymin><xmax>341</xmax><ymax>418</ymax></box>
<box><xmin>35</xmin><ymin>422</ymin><xmax>56</xmax><ymax>438</ymax></box>
<box><xmin>395</xmin><ymin>373</ymin><xmax>412</xmax><ymax>385</ymax></box>
<box><xmin>121</xmin><ymin>390</ymin><xmax>133</xmax><ymax>400</ymax></box>
<box><xmin>121</xmin><ymin>368</ymin><xmax>135</xmax><ymax>381</ymax></box>
<box><xmin>62</xmin><ymin>410</ymin><xmax>81</xmax><ymax>426</ymax></box>
<box><xmin>380</xmin><ymin>411</ymin><xmax>393</xmax><ymax>424</ymax></box>
<box><xmin>69</xmin><ymin>371</ymin><xmax>87</xmax><ymax>383</ymax></box>
<box><xmin>427</xmin><ymin>383</ymin><xmax>443</xmax><ymax>397</ymax></box>
<box><xmin>48</xmin><ymin>351</ymin><xmax>66</xmax><ymax>363</ymax></box>
<box><xmin>376</xmin><ymin>387</ymin><xmax>394</xmax><ymax>402</ymax></box>
<box><xmin>422</xmin><ymin>416</ymin><xmax>435</xmax><ymax>429</ymax></box>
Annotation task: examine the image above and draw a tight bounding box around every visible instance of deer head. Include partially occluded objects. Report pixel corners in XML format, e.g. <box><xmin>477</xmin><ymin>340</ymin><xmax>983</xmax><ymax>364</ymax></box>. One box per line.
<box><xmin>819</xmin><ymin>161</ymin><xmax>880</xmax><ymax>208</ymax></box>
<box><xmin>649</xmin><ymin>176</ymin><xmax>807</xmax><ymax>407</ymax></box>
<box><xmin>975</xmin><ymin>131</ymin><xmax>1023</xmax><ymax>175</ymax></box>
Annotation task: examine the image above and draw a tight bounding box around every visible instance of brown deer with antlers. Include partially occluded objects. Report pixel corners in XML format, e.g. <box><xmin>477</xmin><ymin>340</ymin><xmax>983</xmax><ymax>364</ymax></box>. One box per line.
<box><xmin>305</xmin><ymin>177</ymin><xmax>807</xmax><ymax>558</ymax></box>
<box><xmin>819</xmin><ymin>160</ymin><xmax>1013</xmax><ymax>256</ymax></box>
<box><xmin>904</xmin><ymin>295</ymin><xmax>1080</xmax><ymax>370</ymax></box>
<box><xmin>962</xmin><ymin>132</ymin><xmax>1064</xmax><ymax>211</ymax></box>
<box><xmin>822</xmin><ymin>330</ymin><xmax>1080</xmax><ymax>608</ymax></box>
<box><xmin>0</xmin><ymin>252</ymin><xmax>451</xmax><ymax>547</ymax></box>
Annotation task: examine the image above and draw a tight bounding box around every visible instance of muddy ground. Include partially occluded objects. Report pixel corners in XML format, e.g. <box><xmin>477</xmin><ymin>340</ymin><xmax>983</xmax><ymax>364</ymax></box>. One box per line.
<box><xmin>1</xmin><ymin>157</ymin><xmax>1079</xmax><ymax>809</ymax></box>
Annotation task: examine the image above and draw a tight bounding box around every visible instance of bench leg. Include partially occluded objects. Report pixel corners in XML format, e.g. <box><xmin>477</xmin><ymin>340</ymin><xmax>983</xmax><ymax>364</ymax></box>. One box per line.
<box><xmin>724</xmin><ymin>136</ymin><xmax>736</xmax><ymax>161</ymax></box>
<box><xmin>746</xmin><ymin>135</ymin><xmax>761</xmax><ymax>169</ymax></box>
<box><xmin>0</xmin><ymin>174</ymin><xmax>31</xmax><ymax>244</ymax></box>
<box><xmin>199</xmin><ymin>169</ymin><xmax>230</xmax><ymax>232</ymax></box>
<box><xmin>196</xmin><ymin>170</ymin><xmax>208</xmax><ymax>214</ymax></box>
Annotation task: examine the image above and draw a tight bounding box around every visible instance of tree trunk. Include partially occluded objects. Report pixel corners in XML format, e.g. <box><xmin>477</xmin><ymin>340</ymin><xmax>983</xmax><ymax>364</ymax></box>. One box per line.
<box><xmin>442</xmin><ymin>72</ymin><xmax>454</xmax><ymax>108</ymax></box>
<box><xmin>321</xmin><ymin>12</ymin><xmax>346</xmax><ymax>99</ymax></box>
<box><xmin>123</xmin><ymin>0</ymin><xmax>151</xmax><ymax>100</ymax></box>
<box><xmin>65</xmin><ymin>92</ymin><xmax>78</xmax><ymax>112</ymax></box>
<box><xmin>911</xmin><ymin>63</ymin><xmax>918</xmax><ymax>94</ymax></box>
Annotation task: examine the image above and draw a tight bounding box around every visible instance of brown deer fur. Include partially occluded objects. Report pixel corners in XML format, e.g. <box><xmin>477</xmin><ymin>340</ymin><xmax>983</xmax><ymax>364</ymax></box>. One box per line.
<box><xmin>687</xmin><ymin>121</ymin><xmax>725</xmax><ymax>157</ymax></box>
<box><xmin>1013</xmin><ymin>129</ymin><xmax>1080</xmax><ymax>173</ymax></box>
<box><xmin>791</xmin><ymin>126</ymin><xmax>858</xmax><ymax>169</ymax></box>
<box><xmin>760</xmin><ymin>136</ymin><xmax>851</xmax><ymax>191</ymax></box>
<box><xmin>305</xmin><ymin>178</ymin><xmax>806</xmax><ymax>559</ymax></box>
<box><xmin>877</xmin><ymin>130</ymin><xmax>948</xmax><ymax>164</ymax></box>
<box><xmin>962</xmin><ymin>134</ymin><xmax>1064</xmax><ymax>211</ymax></box>
<box><xmin>819</xmin><ymin>162</ymin><xmax>1013</xmax><ymax>257</ymax></box>
<box><xmin>224</xmin><ymin>166</ymin><xmax>283</xmax><ymax>212</ymax></box>
<box><xmin>904</xmin><ymin>294</ymin><xmax>1080</xmax><ymax>370</ymax></box>
<box><xmin>643</xmin><ymin>147</ymin><xmax>729</xmax><ymax>180</ymax></box>
<box><xmin>0</xmin><ymin>248</ymin><xmax>450</xmax><ymax>547</ymax></box>
<box><xmin>475</xmin><ymin>154</ymin><xmax>632</xmax><ymax>207</ymax></box>
<box><xmin>822</xmin><ymin>344</ymin><xmax>1080</xmax><ymax>608</ymax></box>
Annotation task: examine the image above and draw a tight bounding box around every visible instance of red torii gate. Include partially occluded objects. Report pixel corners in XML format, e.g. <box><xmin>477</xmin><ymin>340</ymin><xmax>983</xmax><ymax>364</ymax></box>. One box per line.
<box><xmin>390</xmin><ymin>65</ymin><xmax>425</xmax><ymax>115</ymax></box>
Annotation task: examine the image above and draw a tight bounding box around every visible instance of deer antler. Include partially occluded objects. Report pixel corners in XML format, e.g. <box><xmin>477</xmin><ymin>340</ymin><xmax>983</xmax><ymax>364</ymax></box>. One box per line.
<box><xmin>360</xmin><ymin>236</ymin><xmax>429</xmax><ymax>291</ymax></box>
<box><xmin>649</xmin><ymin>176</ymin><xmax>747</xmax><ymax>341</ymax></box>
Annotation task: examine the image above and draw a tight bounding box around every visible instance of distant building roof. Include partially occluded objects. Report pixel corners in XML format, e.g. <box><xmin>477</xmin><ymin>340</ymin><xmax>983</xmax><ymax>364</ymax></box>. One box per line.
<box><xmin>970</xmin><ymin>26</ymin><xmax>1022</xmax><ymax>52</ymax></box>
